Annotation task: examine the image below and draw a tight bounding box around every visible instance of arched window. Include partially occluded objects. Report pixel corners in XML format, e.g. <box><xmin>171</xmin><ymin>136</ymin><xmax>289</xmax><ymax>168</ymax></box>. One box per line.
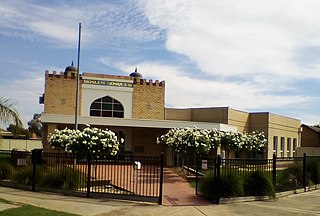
<box><xmin>90</xmin><ymin>96</ymin><xmax>124</xmax><ymax>118</ymax></box>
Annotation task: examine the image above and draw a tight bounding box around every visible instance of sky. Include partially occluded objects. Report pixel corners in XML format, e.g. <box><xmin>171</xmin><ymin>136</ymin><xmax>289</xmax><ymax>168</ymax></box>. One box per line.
<box><xmin>0</xmin><ymin>0</ymin><xmax>320</xmax><ymax>128</ymax></box>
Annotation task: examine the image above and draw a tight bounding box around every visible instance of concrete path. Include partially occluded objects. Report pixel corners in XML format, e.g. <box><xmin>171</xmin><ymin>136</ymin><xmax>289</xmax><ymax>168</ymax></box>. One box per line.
<box><xmin>0</xmin><ymin>187</ymin><xmax>320</xmax><ymax>216</ymax></box>
<box><xmin>1</xmin><ymin>186</ymin><xmax>320</xmax><ymax>215</ymax></box>
<box><xmin>162</xmin><ymin>168</ymin><xmax>211</xmax><ymax>206</ymax></box>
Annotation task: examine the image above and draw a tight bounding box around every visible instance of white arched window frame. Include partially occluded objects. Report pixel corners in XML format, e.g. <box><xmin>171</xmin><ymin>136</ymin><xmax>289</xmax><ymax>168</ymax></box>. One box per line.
<box><xmin>90</xmin><ymin>96</ymin><xmax>124</xmax><ymax>118</ymax></box>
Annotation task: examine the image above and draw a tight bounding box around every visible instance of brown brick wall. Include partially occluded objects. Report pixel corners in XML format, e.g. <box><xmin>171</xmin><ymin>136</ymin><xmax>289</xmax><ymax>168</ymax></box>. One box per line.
<box><xmin>165</xmin><ymin>108</ymin><xmax>192</xmax><ymax>121</ymax></box>
<box><xmin>301</xmin><ymin>126</ymin><xmax>320</xmax><ymax>147</ymax></box>
<box><xmin>132</xmin><ymin>79</ymin><xmax>165</xmax><ymax>120</ymax></box>
<box><xmin>249</xmin><ymin>113</ymin><xmax>269</xmax><ymax>135</ymax></box>
<box><xmin>191</xmin><ymin>107</ymin><xmax>228</xmax><ymax>123</ymax></box>
<box><xmin>44</xmin><ymin>71</ymin><xmax>82</xmax><ymax>115</ymax></box>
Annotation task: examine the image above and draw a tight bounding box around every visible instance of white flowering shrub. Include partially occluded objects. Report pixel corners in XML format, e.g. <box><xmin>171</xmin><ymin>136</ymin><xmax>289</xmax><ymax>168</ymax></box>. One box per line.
<box><xmin>48</xmin><ymin>125</ymin><xmax>119</xmax><ymax>156</ymax></box>
<box><xmin>246</xmin><ymin>131</ymin><xmax>268</xmax><ymax>152</ymax></box>
<box><xmin>48</xmin><ymin>128</ymin><xmax>74</xmax><ymax>151</ymax></box>
<box><xmin>157</xmin><ymin>128</ymin><xmax>267</xmax><ymax>155</ymax></box>
<box><xmin>157</xmin><ymin>127</ymin><xmax>211</xmax><ymax>154</ymax></box>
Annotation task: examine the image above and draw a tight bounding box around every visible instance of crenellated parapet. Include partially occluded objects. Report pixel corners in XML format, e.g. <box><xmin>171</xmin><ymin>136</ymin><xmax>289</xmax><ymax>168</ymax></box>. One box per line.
<box><xmin>44</xmin><ymin>70</ymin><xmax>81</xmax><ymax>115</ymax></box>
<box><xmin>45</xmin><ymin>70</ymin><xmax>80</xmax><ymax>79</ymax></box>
<box><xmin>132</xmin><ymin>79</ymin><xmax>165</xmax><ymax>120</ymax></box>
<box><xmin>134</xmin><ymin>79</ymin><xmax>165</xmax><ymax>87</ymax></box>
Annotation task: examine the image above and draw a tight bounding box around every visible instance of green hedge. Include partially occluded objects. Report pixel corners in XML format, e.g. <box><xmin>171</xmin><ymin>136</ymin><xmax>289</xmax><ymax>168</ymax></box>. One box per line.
<box><xmin>244</xmin><ymin>170</ymin><xmax>275</xmax><ymax>197</ymax></box>
<box><xmin>0</xmin><ymin>158</ymin><xmax>13</xmax><ymax>179</ymax></box>
<box><xmin>199</xmin><ymin>169</ymin><xmax>275</xmax><ymax>200</ymax></box>
<box><xmin>39</xmin><ymin>166</ymin><xmax>86</xmax><ymax>189</ymax></box>
<box><xmin>0</xmin><ymin>163</ymin><xmax>86</xmax><ymax>190</ymax></box>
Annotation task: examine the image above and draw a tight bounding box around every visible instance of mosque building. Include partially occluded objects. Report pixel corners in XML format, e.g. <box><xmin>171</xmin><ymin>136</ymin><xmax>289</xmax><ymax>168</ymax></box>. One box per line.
<box><xmin>40</xmin><ymin>64</ymin><xmax>301</xmax><ymax>165</ymax></box>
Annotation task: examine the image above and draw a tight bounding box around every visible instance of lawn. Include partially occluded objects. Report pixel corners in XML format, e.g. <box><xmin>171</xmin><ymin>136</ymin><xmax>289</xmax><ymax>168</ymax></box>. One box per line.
<box><xmin>0</xmin><ymin>199</ymin><xmax>77</xmax><ymax>216</ymax></box>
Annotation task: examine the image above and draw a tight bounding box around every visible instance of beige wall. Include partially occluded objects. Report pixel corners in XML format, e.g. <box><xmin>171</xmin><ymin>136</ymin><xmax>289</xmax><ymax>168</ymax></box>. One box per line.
<box><xmin>296</xmin><ymin>147</ymin><xmax>320</xmax><ymax>157</ymax></box>
<box><xmin>132</xmin><ymin>79</ymin><xmax>165</xmax><ymax>120</ymax></box>
<box><xmin>267</xmin><ymin>113</ymin><xmax>301</xmax><ymax>159</ymax></box>
<box><xmin>166</xmin><ymin>107</ymin><xmax>249</xmax><ymax>132</ymax></box>
<box><xmin>227</xmin><ymin>108</ymin><xmax>250</xmax><ymax>133</ymax></box>
<box><xmin>165</xmin><ymin>108</ymin><xmax>192</xmax><ymax>121</ymax></box>
<box><xmin>131</xmin><ymin>128</ymin><xmax>166</xmax><ymax>157</ymax></box>
<box><xmin>191</xmin><ymin>107</ymin><xmax>228</xmax><ymax>123</ymax></box>
<box><xmin>166</xmin><ymin>107</ymin><xmax>229</xmax><ymax>123</ymax></box>
<box><xmin>166</xmin><ymin>107</ymin><xmax>301</xmax><ymax>159</ymax></box>
<box><xmin>0</xmin><ymin>139</ymin><xmax>42</xmax><ymax>151</ymax></box>
<box><xmin>42</xmin><ymin>123</ymin><xmax>58</xmax><ymax>152</ymax></box>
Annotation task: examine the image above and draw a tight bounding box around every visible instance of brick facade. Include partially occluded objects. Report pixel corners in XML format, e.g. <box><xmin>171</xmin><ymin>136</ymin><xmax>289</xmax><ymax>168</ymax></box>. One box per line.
<box><xmin>132</xmin><ymin>79</ymin><xmax>165</xmax><ymax>120</ymax></box>
<box><xmin>44</xmin><ymin>70</ymin><xmax>82</xmax><ymax>115</ymax></box>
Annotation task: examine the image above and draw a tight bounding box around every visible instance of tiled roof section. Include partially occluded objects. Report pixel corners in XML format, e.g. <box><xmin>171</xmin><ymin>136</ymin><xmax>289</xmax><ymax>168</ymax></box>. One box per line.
<box><xmin>302</xmin><ymin>124</ymin><xmax>320</xmax><ymax>133</ymax></box>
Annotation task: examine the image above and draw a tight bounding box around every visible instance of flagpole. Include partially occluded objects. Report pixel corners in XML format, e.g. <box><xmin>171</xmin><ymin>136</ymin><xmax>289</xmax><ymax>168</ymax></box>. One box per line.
<box><xmin>75</xmin><ymin>22</ymin><xmax>81</xmax><ymax>130</ymax></box>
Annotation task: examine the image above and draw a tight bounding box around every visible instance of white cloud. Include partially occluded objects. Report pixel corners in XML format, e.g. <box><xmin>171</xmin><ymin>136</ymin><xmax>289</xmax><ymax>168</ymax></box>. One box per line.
<box><xmin>113</xmin><ymin>61</ymin><xmax>316</xmax><ymax>112</ymax></box>
<box><xmin>2</xmin><ymin>0</ymin><xmax>320</xmax><ymax>125</ymax></box>
<box><xmin>141</xmin><ymin>0</ymin><xmax>320</xmax><ymax>82</ymax></box>
<box><xmin>0</xmin><ymin>0</ymin><xmax>163</xmax><ymax>47</ymax></box>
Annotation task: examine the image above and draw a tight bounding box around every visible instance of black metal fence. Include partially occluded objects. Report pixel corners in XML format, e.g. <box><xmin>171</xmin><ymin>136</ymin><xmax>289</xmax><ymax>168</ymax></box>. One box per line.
<box><xmin>0</xmin><ymin>150</ymin><xmax>164</xmax><ymax>204</ymax></box>
<box><xmin>192</xmin><ymin>154</ymin><xmax>320</xmax><ymax>203</ymax></box>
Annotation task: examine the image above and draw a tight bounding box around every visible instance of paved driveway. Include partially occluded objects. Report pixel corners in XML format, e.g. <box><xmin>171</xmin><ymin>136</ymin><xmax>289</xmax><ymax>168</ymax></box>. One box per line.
<box><xmin>162</xmin><ymin>168</ymin><xmax>211</xmax><ymax>206</ymax></box>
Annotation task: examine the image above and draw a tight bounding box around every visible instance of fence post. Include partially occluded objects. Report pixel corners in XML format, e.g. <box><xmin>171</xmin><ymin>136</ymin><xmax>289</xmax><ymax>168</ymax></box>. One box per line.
<box><xmin>272</xmin><ymin>154</ymin><xmax>277</xmax><ymax>189</ymax></box>
<box><xmin>158</xmin><ymin>152</ymin><xmax>164</xmax><ymax>205</ymax></box>
<box><xmin>215</xmin><ymin>155</ymin><xmax>221</xmax><ymax>204</ymax></box>
<box><xmin>195</xmin><ymin>153</ymin><xmax>199</xmax><ymax>195</ymax></box>
<box><xmin>86</xmin><ymin>153</ymin><xmax>92</xmax><ymax>198</ymax></box>
<box><xmin>31</xmin><ymin>149</ymin><xmax>37</xmax><ymax>192</ymax></box>
<box><xmin>303</xmin><ymin>153</ymin><xmax>307</xmax><ymax>192</ymax></box>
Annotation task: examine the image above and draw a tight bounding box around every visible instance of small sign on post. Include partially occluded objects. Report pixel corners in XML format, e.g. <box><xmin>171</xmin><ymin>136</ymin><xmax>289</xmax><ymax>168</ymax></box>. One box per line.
<box><xmin>134</xmin><ymin>161</ymin><xmax>141</xmax><ymax>170</ymax></box>
<box><xmin>201</xmin><ymin>160</ymin><xmax>208</xmax><ymax>170</ymax></box>
<box><xmin>134</xmin><ymin>161</ymin><xmax>141</xmax><ymax>194</ymax></box>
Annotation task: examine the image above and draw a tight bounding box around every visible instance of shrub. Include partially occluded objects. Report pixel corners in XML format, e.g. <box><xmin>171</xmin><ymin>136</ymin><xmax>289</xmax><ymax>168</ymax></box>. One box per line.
<box><xmin>274</xmin><ymin>159</ymin><xmax>320</xmax><ymax>192</ymax></box>
<box><xmin>219</xmin><ymin>172</ymin><xmax>244</xmax><ymax>198</ymax></box>
<box><xmin>244</xmin><ymin>170</ymin><xmax>275</xmax><ymax>197</ymax></box>
<box><xmin>198</xmin><ymin>171</ymin><xmax>216</xmax><ymax>200</ymax></box>
<box><xmin>11</xmin><ymin>166</ymin><xmax>34</xmax><ymax>185</ymax></box>
<box><xmin>306</xmin><ymin>159</ymin><xmax>320</xmax><ymax>185</ymax></box>
<box><xmin>0</xmin><ymin>158</ymin><xmax>13</xmax><ymax>179</ymax></box>
<box><xmin>199</xmin><ymin>169</ymin><xmax>244</xmax><ymax>200</ymax></box>
<box><xmin>39</xmin><ymin>166</ymin><xmax>86</xmax><ymax>189</ymax></box>
<box><xmin>276</xmin><ymin>162</ymin><xmax>303</xmax><ymax>191</ymax></box>
<box><xmin>9</xmin><ymin>164</ymin><xmax>86</xmax><ymax>190</ymax></box>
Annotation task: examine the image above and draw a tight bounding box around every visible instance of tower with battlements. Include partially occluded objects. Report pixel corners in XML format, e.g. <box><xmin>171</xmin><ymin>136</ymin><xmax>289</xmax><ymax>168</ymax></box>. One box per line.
<box><xmin>42</xmin><ymin>66</ymin><xmax>165</xmax><ymax>120</ymax></box>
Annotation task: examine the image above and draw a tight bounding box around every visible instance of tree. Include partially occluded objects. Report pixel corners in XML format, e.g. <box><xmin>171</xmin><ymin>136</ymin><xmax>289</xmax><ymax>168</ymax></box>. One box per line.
<box><xmin>0</xmin><ymin>97</ymin><xmax>22</xmax><ymax>128</ymax></box>
<box><xmin>28</xmin><ymin>114</ymin><xmax>43</xmax><ymax>137</ymax></box>
<box><xmin>7</xmin><ymin>124</ymin><xmax>31</xmax><ymax>139</ymax></box>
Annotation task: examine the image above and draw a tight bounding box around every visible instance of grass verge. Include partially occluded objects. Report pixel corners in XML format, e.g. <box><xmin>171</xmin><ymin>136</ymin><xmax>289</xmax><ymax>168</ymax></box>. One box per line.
<box><xmin>0</xmin><ymin>199</ymin><xmax>77</xmax><ymax>216</ymax></box>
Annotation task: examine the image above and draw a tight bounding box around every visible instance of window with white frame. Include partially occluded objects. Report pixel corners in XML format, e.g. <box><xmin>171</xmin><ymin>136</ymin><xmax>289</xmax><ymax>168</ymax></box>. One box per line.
<box><xmin>90</xmin><ymin>96</ymin><xmax>124</xmax><ymax>118</ymax></box>
<box><xmin>293</xmin><ymin>138</ymin><xmax>297</xmax><ymax>155</ymax></box>
<box><xmin>273</xmin><ymin>136</ymin><xmax>278</xmax><ymax>156</ymax></box>
<box><xmin>287</xmin><ymin>138</ymin><xmax>291</xmax><ymax>157</ymax></box>
<box><xmin>280</xmin><ymin>137</ymin><xmax>285</xmax><ymax>158</ymax></box>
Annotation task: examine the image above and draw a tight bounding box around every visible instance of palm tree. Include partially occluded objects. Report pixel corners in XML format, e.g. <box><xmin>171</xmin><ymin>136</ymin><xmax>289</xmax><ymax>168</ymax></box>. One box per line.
<box><xmin>0</xmin><ymin>97</ymin><xmax>22</xmax><ymax>128</ymax></box>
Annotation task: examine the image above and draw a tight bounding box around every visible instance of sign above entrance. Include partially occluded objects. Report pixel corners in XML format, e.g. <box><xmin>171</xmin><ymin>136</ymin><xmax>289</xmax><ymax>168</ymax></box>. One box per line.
<box><xmin>82</xmin><ymin>79</ymin><xmax>133</xmax><ymax>88</ymax></box>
